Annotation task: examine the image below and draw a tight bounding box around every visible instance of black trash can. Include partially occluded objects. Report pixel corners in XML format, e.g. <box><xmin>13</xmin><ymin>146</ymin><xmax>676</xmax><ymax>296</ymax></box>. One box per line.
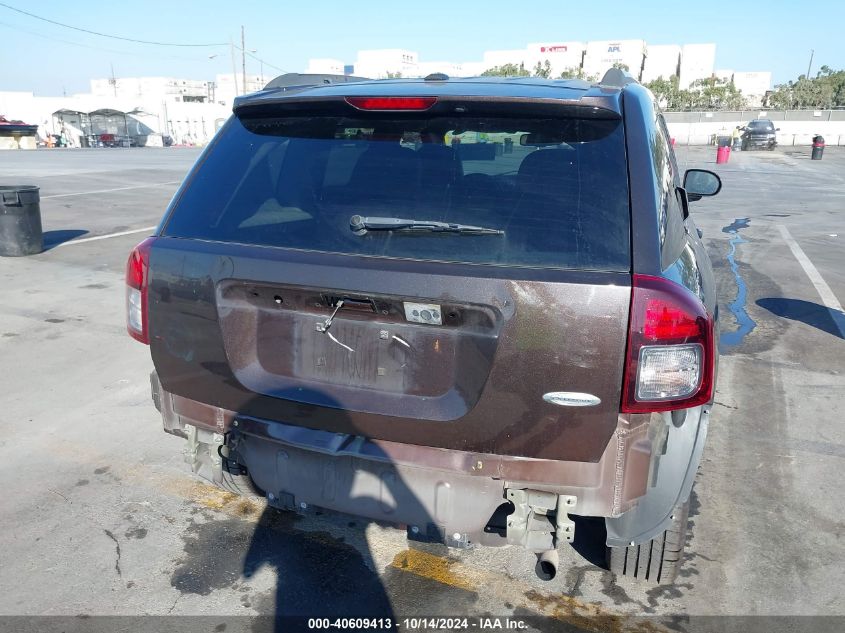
<box><xmin>0</xmin><ymin>186</ymin><xmax>43</xmax><ymax>256</ymax></box>
<box><xmin>811</xmin><ymin>135</ymin><xmax>825</xmax><ymax>160</ymax></box>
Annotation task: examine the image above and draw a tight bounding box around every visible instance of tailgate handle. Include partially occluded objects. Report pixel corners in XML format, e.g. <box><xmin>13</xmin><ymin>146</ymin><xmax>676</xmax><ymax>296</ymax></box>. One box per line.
<box><xmin>325</xmin><ymin>295</ymin><xmax>377</xmax><ymax>313</ymax></box>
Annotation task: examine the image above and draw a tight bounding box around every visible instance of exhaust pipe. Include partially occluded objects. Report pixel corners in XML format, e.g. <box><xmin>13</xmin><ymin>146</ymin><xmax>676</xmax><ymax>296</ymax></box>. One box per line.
<box><xmin>535</xmin><ymin>549</ymin><xmax>559</xmax><ymax>581</ymax></box>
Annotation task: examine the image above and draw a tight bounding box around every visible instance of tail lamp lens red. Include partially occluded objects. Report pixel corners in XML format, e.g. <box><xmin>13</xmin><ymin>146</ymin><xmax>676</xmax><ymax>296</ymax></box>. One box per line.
<box><xmin>621</xmin><ymin>275</ymin><xmax>715</xmax><ymax>413</ymax></box>
<box><xmin>345</xmin><ymin>96</ymin><xmax>437</xmax><ymax>111</ymax></box>
<box><xmin>125</xmin><ymin>237</ymin><xmax>155</xmax><ymax>344</ymax></box>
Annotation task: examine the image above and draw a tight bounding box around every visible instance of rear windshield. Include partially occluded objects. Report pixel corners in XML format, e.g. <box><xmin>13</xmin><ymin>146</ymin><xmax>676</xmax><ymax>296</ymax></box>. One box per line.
<box><xmin>163</xmin><ymin>112</ymin><xmax>630</xmax><ymax>271</ymax></box>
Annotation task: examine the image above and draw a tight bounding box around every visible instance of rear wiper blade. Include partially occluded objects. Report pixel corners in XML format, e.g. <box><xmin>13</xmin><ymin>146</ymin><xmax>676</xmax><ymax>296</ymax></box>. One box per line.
<box><xmin>350</xmin><ymin>215</ymin><xmax>504</xmax><ymax>236</ymax></box>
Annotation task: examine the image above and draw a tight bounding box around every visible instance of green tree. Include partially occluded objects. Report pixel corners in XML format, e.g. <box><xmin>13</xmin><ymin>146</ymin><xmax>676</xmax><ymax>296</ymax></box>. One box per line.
<box><xmin>533</xmin><ymin>60</ymin><xmax>553</xmax><ymax>79</ymax></box>
<box><xmin>766</xmin><ymin>66</ymin><xmax>845</xmax><ymax>108</ymax></box>
<box><xmin>559</xmin><ymin>67</ymin><xmax>599</xmax><ymax>81</ymax></box>
<box><xmin>769</xmin><ymin>76</ymin><xmax>835</xmax><ymax>109</ymax></box>
<box><xmin>644</xmin><ymin>75</ymin><xmax>685</xmax><ymax>110</ymax></box>
<box><xmin>611</xmin><ymin>62</ymin><xmax>630</xmax><ymax>72</ymax></box>
<box><xmin>810</xmin><ymin>66</ymin><xmax>845</xmax><ymax>105</ymax></box>
<box><xmin>385</xmin><ymin>71</ymin><xmax>402</xmax><ymax>79</ymax></box>
<box><xmin>481</xmin><ymin>63</ymin><xmax>530</xmax><ymax>77</ymax></box>
<box><xmin>686</xmin><ymin>77</ymin><xmax>747</xmax><ymax>110</ymax></box>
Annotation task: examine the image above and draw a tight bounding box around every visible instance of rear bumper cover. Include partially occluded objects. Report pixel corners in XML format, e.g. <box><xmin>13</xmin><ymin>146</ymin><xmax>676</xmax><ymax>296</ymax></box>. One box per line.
<box><xmin>152</xmin><ymin>372</ymin><xmax>707</xmax><ymax>548</ymax></box>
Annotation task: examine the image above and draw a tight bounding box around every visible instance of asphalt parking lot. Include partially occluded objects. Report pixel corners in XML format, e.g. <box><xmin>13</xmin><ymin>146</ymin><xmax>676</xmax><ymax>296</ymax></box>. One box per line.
<box><xmin>0</xmin><ymin>145</ymin><xmax>843</xmax><ymax>632</ymax></box>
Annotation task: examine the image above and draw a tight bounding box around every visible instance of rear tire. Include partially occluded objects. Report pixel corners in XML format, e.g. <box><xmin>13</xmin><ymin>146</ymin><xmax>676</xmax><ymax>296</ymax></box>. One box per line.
<box><xmin>606</xmin><ymin>499</ymin><xmax>690</xmax><ymax>585</ymax></box>
<box><xmin>219</xmin><ymin>464</ymin><xmax>264</xmax><ymax>497</ymax></box>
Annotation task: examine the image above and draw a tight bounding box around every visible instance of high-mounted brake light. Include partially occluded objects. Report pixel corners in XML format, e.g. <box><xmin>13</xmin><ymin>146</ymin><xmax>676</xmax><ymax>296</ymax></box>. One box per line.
<box><xmin>621</xmin><ymin>275</ymin><xmax>715</xmax><ymax>413</ymax></box>
<box><xmin>125</xmin><ymin>237</ymin><xmax>155</xmax><ymax>344</ymax></box>
<box><xmin>345</xmin><ymin>96</ymin><xmax>437</xmax><ymax>111</ymax></box>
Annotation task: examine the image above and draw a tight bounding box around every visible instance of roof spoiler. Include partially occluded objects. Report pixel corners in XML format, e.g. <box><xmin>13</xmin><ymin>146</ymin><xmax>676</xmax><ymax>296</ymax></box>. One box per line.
<box><xmin>600</xmin><ymin>68</ymin><xmax>638</xmax><ymax>88</ymax></box>
<box><xmin>263</xmin><ymin>73</ymin><xmax>371</xmax><ymax>91</ymax></box>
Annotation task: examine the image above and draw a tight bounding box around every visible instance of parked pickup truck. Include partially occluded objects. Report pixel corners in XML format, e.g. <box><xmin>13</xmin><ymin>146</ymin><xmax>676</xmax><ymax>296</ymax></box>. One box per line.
<box><xmin>127</xmin><ymin>70</ymin><xmax>722</xmax><ymax>585</ymax></box>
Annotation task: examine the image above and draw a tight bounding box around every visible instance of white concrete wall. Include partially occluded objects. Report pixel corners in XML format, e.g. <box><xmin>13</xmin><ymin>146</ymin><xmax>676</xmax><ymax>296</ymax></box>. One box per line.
<box><xmin>665</xmin><ymin>119</ymin><xmax>845</xmax><ymax>146</ymax></box>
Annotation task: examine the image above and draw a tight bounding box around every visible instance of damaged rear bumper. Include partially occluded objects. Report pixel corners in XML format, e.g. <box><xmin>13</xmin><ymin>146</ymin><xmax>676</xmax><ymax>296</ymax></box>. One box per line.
<box><xmin>152</xmin><ymin>372</ymin><xmax>706</xmax><ymax>550</ymax></box>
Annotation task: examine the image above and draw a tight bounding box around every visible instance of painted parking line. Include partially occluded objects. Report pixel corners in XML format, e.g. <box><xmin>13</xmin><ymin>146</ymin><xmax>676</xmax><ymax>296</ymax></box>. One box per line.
<box><xmin>40</xmin><ymin>181</ymin><xmax>180</xmax><ymax>199</ymax></box>
<box><xmin>777</xmin><ymin>224</ymin><xmax>845</xmax><ymax>338</ymax></box>
<box><xmin>52</xmin><ymin>226</ymin><xmax>157</xmax><ymax>247</ymax></box>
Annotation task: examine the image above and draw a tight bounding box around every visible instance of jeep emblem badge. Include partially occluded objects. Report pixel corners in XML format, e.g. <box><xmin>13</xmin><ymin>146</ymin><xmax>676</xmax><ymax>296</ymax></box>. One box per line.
<box><xmin>543</xmin><ymin>392</ymin><xmax>601</xmax><ymax>407</ymax></box>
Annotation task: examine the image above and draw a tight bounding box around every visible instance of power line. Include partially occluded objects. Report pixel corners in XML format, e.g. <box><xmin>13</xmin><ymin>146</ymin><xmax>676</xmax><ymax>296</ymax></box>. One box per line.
<box><xmin>0</xmin><ymin>20</ymin><xmax>203</xmax><ymax>61</ymax></box>
<box><xmin>229</xmin><ymin>42</ymin><xmax>289</xmax><ymax>75</ymax></box>
<box><xmin>247</xmin><ymin>50</ymin><xmax>288</xmax><ymax>74</ymax></box>
<box><xmin>0</xmin><ymin>2</ymin><xmax>227</xmax><ymax>47</ymax></box>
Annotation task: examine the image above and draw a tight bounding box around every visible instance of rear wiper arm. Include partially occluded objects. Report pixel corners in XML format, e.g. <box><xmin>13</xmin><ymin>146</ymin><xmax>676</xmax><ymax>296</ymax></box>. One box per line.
<box><xmin>350</xmin><ymin>215</ymin><xmax>504</xmax><ymax>236</ymax></box>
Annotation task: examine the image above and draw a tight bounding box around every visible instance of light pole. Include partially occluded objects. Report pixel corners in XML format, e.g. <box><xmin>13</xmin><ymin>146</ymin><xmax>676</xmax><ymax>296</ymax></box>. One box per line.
<box><xmin>807</xmin><ymin>49</ymin><xmax>814</xmax><ymax>80</ymax></box>
<box><xmin>241</xmin><ymin>26</ymin><xmax>246</xmax><ymax>93</ymax></box>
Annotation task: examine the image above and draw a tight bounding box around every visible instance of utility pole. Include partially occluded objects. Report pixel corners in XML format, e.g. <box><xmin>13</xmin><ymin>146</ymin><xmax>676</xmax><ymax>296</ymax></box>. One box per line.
<box><xmin>807</xmin><ymin>49</ymin><xmax>814</xmax><ymax>79</ymax></box>
<box><xmin>241</xmin><ymin>26</ymin><xmax>247</xmax><ymax>94</ymax></box>
<box><xmin>109</xmin><ymin>63</ymin><xmax>117</xmax><ymax>97</ymax></box>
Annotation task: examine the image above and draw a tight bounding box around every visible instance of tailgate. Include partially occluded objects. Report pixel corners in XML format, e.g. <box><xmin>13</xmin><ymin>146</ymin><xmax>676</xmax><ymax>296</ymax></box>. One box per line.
<box><xmin>149</xmin><ymin>240</ymin><xmax>630</xmax><ymax>462</ymax></box>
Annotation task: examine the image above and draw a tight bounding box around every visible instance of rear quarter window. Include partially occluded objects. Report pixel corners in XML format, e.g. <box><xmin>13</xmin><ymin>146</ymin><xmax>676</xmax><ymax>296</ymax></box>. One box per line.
<box><xmin>163</xmin><ymin>111</ymin><xmax>631</xmax><ymax>272</ymax></box>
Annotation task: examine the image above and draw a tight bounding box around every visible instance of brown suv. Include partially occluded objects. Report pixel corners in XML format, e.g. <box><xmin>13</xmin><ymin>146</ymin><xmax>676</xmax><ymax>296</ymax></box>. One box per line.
<box><xmin>127</xmin><ymin>70</ymin><xmax>722</xmax><ymax>585</ymax></box>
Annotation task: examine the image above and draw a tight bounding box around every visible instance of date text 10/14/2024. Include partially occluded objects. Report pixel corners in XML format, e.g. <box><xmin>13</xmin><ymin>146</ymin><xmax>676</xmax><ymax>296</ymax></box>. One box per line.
<box><xmin>307</xmin><ymin>617</ymin><xmax>530</xmax><ymax>630</ymax></box>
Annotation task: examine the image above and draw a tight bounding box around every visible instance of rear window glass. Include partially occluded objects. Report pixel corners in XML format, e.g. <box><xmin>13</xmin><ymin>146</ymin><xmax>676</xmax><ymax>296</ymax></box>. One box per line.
<box><xmin>163</xmin><ymin>113</ymin><xmax>630</xmax><ymax>271</ymax></box>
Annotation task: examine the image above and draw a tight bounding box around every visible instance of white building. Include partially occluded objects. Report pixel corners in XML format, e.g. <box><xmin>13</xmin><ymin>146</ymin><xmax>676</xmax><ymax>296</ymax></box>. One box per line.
<box><xmin>1</xmin><ymin>88</ymin><xmax>230</xmax><ymax>148</ymax></box>
<box><xmin>679</xmin><ymin>44</ymin><xmax>716</xmax><ymax>88</ymax></box>
<box><xmin>215</xmin><ymin>73</ymin><xmax>266</xmax><ymax>105</ymax></box>
<box><xmin>89</xmin><ymin>77</ymin><xmax>212</xmax><ymax>103</ymax></box>
<box><xmin>641</xmin><ymin>45</ymin><xmax>681</xmax><ymax>83</ymax></box>
<box><xmin>303</xmin><ymin>41</ymin><xmax>775</xmax><ymax>94</ymax></box>
<box><xmin>526</xmin><ymin>42</ymin><xmax>584</xmax><ymax>76</ymax></box>
<box><xmin>478</xmin><ymin>43</ymin><xmax>584</xmax><ymax>76</ymax></box>
<box><xmin>732</xmin><ymin>71</ymin><xmax>772</xmax><ymax>103</ymax></box>
<box><xmin>305</xmin><ymin>59</ymin><xmax>346</xmax><ymax>75</ymax></box>
<box><xmin>354</xmin><ymin>49</ymin><xmax>419</xmax><ymax>78</ymax></box>
<box><xmin>415</xmin><ymin>61</ymin><xmax>471</xmax><ymax>78</ymax></box>
<box><xmin>714</xmin><ymin>70</ymin><xmax>771</xmax><ymax>107</ymax></box>
<box><xmin>582</xmin><ymin>40</ymin><xmax>646</xmax><ymax>80</ymax></box>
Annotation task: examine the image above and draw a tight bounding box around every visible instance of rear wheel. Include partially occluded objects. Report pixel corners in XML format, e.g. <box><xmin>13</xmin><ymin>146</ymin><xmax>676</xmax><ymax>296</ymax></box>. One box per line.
<box><xmin>219</xmin><ymin>460</ymin><xmax>264</xmax><ymax>497</ymax></box>
<box><xmin>606</xmin><ymin>499</ymin><xmax>690</xmax><ymax>585</ymax></box>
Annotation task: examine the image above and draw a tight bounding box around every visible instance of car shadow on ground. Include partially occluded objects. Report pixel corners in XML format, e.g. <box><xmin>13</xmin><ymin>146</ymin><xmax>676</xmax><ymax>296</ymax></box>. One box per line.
<box><xmin>42</xmin><ymin>229</ymin><xmax>88</xmax><ymax>250</ymax></box>
<box><xmin>756</xmin><ymin>297</ymin><xmax>845</xmax><ymax>340</ymax></box>
<box><xmin>186</xmin><ymin>388</ymin><xmax>454</xmax><ymax>632</ymax></box>
<box><xmin>242</xmin><ymin>505</ymin><xmax>397</xmax><ymax>631</ymax></box>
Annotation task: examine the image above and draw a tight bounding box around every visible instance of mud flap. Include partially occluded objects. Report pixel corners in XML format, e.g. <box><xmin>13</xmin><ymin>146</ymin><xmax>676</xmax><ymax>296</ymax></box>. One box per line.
<box><xmin>605</xmin><ymin>407</ymin><xmax>709</xmax><ymax>547</ymax></box>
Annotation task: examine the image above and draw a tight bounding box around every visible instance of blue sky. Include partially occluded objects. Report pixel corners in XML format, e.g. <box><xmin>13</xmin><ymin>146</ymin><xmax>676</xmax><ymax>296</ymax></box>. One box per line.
<box><xmin>1</xmin><ymin>0</ymin><xmax>842</xmax><ymax>96</ymax></box>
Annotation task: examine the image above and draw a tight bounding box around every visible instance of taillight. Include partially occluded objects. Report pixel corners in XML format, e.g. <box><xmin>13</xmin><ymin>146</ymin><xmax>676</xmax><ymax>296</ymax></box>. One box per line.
<box><xmin>345</xmin><ymin>96</ymin><xmax>437</xmax><ymax>111</ymax></box>
<box><xmin>125</xmin><ymin>237</ymin><xmax>155</xmax><ymax>344</ymax></box>
<box><xmin>621</xmin><ymin>275</ymin><xmax>714</xmax><ymax>413</ymax></box>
